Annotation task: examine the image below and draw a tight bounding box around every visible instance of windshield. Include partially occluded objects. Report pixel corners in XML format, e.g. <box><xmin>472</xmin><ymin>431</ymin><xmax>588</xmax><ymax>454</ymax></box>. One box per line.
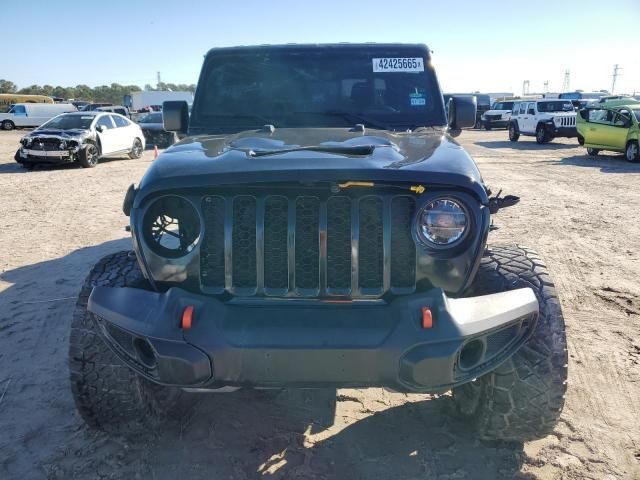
<box><xmin>39</xmin><ymin>114</ymin><xmax>94</xmax><ymax>130</ymax></box>
<box><xmin>191</xmin><ymin>47</ymin><xmax>446</xmax><ymax>132</ymax></box>
<box><xmin>537</xmin><ymin>101</ymin><xmax>574</xmax><ymax>113</ymax></box>
<box><xmin>493</xmin><ymin>102</ymin><xmax>514</xmax><ymax>111</ymax></box>
<box><xmin>139</xmin><ymin>113</ymin><xmax>162</xmax><ymax>123</ymax></box>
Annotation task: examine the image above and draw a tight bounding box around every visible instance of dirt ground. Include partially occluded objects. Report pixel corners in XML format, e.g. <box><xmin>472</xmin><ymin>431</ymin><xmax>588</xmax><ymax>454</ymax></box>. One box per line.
<box><xmin>0</xmin><ymin>128</ymin><xmax>638</xmax><ymax>480</ymax></box>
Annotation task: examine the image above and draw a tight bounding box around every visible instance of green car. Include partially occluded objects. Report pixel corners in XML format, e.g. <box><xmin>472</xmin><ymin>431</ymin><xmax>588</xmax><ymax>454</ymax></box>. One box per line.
<box><xmin>577</xmin><ymin>100</ymin><xmax>640</xmax><ymax>162</ymax></box>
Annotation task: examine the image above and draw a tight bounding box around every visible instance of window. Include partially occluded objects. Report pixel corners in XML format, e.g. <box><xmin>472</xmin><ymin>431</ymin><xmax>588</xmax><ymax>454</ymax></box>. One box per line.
<box><xmin>113</xmin><ymin>115</ymin><xmax>129</xmax><ymax>128</ymax></box>
<box><xmin>10</xmin><ymin>105</ymin><xmax>26</xmax><ymax>115</ymax></box>
<box><xmin>527</xmin><ymin>103</ymin><xmax>535</xmax><ymax>115</ymax></box>
<box><xmin>537</xmin><ymin>101</ymin><xmax>574</xmax><ymax>113</ymax></box>
<box><xmin>519</xmin><ymin>103</ymin><xmax>527</xmax><ymax>115</ymax></box>
<box><xmin>191</xmin><ymin>46</ymin><xmax>446</xmax><ymax>131</ymax></box>
<box><xmin>95</xmin><ymin>115</ymin><xmax>114</xmax><ymax>130</ymax></box>
<box><xmin>612</xmin><ymin>112</ymin><xmax>630</xmax><ymax>128</ymax></box>
<box><xmin>588</xmin><ymin>109</ymin><xmax>612</xmax><ymax>125</ymax></box>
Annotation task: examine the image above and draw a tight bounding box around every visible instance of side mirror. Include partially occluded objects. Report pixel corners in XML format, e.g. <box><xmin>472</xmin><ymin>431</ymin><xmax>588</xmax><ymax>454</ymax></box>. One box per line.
<box><xmin>96</xmin><ymin>124</ymin><xmax>106</xmax><ymax>133</ymax></box>
<box><xmin>163</xmin><ymin>100</ymin><xmax>189</xmax><ymax>134</ymax></box>
<box><xmin>447</xmin><ymin>95</ymin><xmax>477</xmax><ymax>137</ymax></box>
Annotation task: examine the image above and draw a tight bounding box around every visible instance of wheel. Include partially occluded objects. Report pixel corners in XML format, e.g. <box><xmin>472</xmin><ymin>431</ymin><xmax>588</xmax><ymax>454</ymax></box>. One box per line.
<box><xmin>535</xmin><ymin>125</ymin><xmax>549</xmax><ymax>144</ymax></box>
<box><xmin>452</xmin><ymin>245</ymin><xmax>568</xmax><ymax>441</ymax></box>
<box><xmin>586</xmin><ymin>147</ymin><xmax>600</xmax><ymax>156</ymax></box>
<box><xmin>484</xmin><ymin>123</ymin><xmax>492</xmax><ymax>131</ymax></box>
<box><xmin>2</xmin><ymin>120</ymin><xmax>15</xmax><ymax>130</ymax></box>
<box><xmin>625</xmin><ymin>141</ymin><xmax>639</xmax><ymax>163</ymax></box>
<box><xmin>128</xmin><ymin>138</ymin><xmax>143</xmax><ymax>159</ymax></box>
<box><xmin>508</xmin><ymin>123</ymin><xmax>520</xmax><ymax>142</ymax></box>
<box><xmin>69</xmin><ymin>251</ymin><xmax>184</xmax><ymax>433</ymax></box>
<box><xmin>78</xmin><ymin>143</ymin><xmax>99</xmax><ymax>168</ymax></box>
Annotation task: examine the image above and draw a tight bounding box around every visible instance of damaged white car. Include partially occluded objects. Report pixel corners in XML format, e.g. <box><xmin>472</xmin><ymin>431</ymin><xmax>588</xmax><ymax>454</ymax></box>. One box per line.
<box><xmin>14</xmin><ymin>111</ymin><xmax>145</xmax><ymax>169</ymax></box>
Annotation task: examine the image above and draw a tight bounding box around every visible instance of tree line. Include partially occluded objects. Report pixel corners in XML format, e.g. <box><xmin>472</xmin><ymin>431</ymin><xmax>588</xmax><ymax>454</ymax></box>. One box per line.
<box><xmin>0</xmin><ymin>79</ymin><xmax>196</xmax><ymax>106</ymax></box>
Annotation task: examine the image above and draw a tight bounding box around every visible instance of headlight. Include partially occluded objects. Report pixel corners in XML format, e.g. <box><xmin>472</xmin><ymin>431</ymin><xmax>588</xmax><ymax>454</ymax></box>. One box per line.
<box><xmin>142</xmin><ymin>196</ymin><xmax>201</xmax><ymax>258</ymax></box>
<box><xmin>416</xmin><ymin>198</ymin><xmax>468</xmax><ymax>247</ymax></box>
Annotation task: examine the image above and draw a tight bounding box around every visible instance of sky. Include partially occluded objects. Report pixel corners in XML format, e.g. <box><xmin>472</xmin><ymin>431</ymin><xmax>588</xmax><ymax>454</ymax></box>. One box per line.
<box><xmin>3</xmin><ymin>0</ymin><xmax>640</xmax><ymax>95</ymax></box>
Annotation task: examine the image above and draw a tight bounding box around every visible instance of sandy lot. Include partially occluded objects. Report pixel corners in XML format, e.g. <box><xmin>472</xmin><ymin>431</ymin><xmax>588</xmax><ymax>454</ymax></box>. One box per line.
<box><xmin>0</xmin><ymin>128</ymin><xmax>638</xmax><ymax>480</ymax></box>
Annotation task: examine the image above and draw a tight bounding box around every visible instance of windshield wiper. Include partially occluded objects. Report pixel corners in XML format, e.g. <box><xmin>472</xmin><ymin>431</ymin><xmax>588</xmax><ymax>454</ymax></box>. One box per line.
<box><xmin>248</xmin><ymin>145</ymin><xmax>376</xmax><ymax>157</ymax></box>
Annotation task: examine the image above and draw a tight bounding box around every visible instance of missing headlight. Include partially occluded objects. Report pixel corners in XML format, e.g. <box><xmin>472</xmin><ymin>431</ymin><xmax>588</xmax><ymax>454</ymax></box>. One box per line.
<box><xmin>142</xmin><ymin>196</ymin><xmax>201</xmax><ymax>258</ymax></box>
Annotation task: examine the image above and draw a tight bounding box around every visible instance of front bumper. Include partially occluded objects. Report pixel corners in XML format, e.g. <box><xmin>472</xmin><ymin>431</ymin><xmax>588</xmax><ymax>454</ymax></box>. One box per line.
<box><xmin>550</xmin><ymin>125</ymin><xmax>577</xmax><ymax>138</ymax></box>
<box><xmin>16</xmin><ymin>148</ymin><xmax>75</xmax><ymax>164</ymax></box>
<box><xmin>88</xmin><ymin>286</ymin><xmax>538</xmax><ymax>393</ymax></box>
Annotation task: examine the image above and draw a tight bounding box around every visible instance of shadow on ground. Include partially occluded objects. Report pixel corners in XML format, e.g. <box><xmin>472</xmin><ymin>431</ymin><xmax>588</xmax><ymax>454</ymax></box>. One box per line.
<box><xmin>0</xmin><ymin>241</ymin><xmax>529</xmax><ymax>480</ymax></box>
<box><xmin>475</xmin><ymin>140</ymin><xmax>579</xmax><ymax>150</ymax></box>
<box><xmin>544</xmin><ymin>154</ymin><xmax>640</xmax><ymax>173</ymax></box>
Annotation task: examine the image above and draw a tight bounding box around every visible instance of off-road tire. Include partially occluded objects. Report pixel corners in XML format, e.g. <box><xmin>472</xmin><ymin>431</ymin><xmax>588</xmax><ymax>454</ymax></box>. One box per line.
<box><xmin>508</xmin><ymin>123</ymin><xmax>519</xmax><ymax>142</ymax></box>
<box><xmin>452</xmin><ymin>245</ymin><xmax>568</xmax><ymax>441</ymax></box>
<box><xmin>625</xmin><ymin>140</ymin><xmax>639</xmax><ymax>163</ymax></box>
<box><xmin>2</xmin><ymin>120</ymin><xmax>15</xmax><ymax>130</ymax></box>
<box><xmin>128</xmin><ymin>138</ymin><xmax>143</xmax><ymax>159</ymax></box>
<box><xmin>78</xmin><ymin>143</ymin><xmax>99</xmax><ymax>168</ymax></box>
<box><xmin>535</xmin><ymin>125</ymin><xmax>549</xmax><ymax>144</ymax></box>
<box><xmin>586</xmin><ymin>147</ymin><xmax>600</xmax><ymax>156</ymax></box>
<box><xmin>69</xmin><ymin>251</ymin><xmax>184</xmax><ymax>433</ymax></box>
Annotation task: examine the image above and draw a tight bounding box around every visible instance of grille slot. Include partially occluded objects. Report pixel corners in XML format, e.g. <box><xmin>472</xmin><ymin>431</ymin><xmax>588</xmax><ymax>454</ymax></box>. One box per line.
<box><xmin>390</xmin><ymin>196</ymin><xmax>416</xmax><ymax>288</ymax></box>
<box><xmin>264</xmin><ymin>196</ymin><xmax>289</xmax><ymax>289</ymax></box>
<box><xmin>358</xmin><ymin>197</ymin><xmax>384</xmax><ymax>291</ymax></box>
<box><xmin>232</xmin><ymin>196</ymin><xmax>257</xmax><ymax>289</ymax></box>
<box><xmin>295</xmin><ymin>197</ymin><xmax>320</xmax><ymax>290</ymax></box>
<box><xmin>199</xmin><ymin>193</ymin><xmax>417</xmax><ymax>297</ymax></box>
<box><xmin>326</xmin><ymin>196</ymin><xmax>352</xmax><ymax>291</ymax></box>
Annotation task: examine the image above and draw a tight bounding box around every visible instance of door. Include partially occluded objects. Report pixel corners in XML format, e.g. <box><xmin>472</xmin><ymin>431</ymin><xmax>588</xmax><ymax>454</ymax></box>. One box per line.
<box><xmin>94</xmin><ymin>115</ymin><xmax>118</xmax><ymax>155</ymax></box>
<box><xmin>11</xmin><ymin>105</ymin><xmax>29</xmax><ymax>127</ymax></box>
<box><xmin>520</xmin><ymin>102</ymin><xmax>537</xmax><ymax>134</ymax></box>
<box><xmin>111</xmin><ymin>114</ymin><xmax>134</xmax><ymax>151</ymax></box>
<box><xmin>585</xmin><ymin>108</ymin><xmax>628</xmax><ymax>150</ymax></box>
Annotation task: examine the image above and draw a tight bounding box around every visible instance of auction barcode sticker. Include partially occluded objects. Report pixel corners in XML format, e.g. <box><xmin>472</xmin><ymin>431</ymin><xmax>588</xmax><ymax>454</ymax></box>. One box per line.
<box><xmin>372</xmin><ymin>57</ymin><xmax>424</xmax><ymax>73</ymax></box>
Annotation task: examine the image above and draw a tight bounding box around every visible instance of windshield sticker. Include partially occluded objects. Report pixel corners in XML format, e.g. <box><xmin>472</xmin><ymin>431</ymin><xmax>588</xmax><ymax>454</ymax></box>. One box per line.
<box><xmin>372</xmin><ymin>57</ymin><xmax>424</xmax><ymax>73</ymax></box>
<box><xmin>409</xmin><ymin>91</ymin><xmax>427</xmax><ymax>106</ymax></box>
<box><xmin>81</xmin><ymin>116</ymin><xmax>94</xmax><ymax>119</ymax></box>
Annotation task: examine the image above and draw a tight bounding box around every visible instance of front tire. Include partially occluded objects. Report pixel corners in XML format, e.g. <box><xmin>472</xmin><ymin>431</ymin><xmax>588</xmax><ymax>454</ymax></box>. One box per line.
<box><xmin>78</xmin><ymin>143</ymin><xmax>99</xmax><ymax>168</ymax></box>
<box><xmin>128</xmin><ymin>138</ymin><xmax>143</xmax><ymax>159</ymax></box>
<box><xmin>536</xmin><ymin>125</ymin><xmax>549</xmax><ymax>144</ymax></box>
<box><xmin>625</xmin><ymin>141</ymin><xmax>639</xmax><ymax>163</ymax></box>
<box><xmin>484</xmin><ymin>122</ymin><xmax>492</xmax><ymax>131</ymax></box>
<box><xmin>2</xmin><ymin>120</ymin><xmax>15</xmax><ymax>130</ymax></box>
<box><xmin>69</xmin><ymin>251</ymin><xmax>183</xmax><ymax>433</ymax></box>
<box><xmin>452</xmin><ymin>245</ymin><xmax>568</xmax><ymax>441</ymax></box>
<box><xmin>586</xmin><ymin>147</ymin><xmax>600</xmax><ymax>156</ymax></box>
<box><xmin>508</xmin><ymin>123</ymin><xmax>520</xmax><ymax>142</ymax></box>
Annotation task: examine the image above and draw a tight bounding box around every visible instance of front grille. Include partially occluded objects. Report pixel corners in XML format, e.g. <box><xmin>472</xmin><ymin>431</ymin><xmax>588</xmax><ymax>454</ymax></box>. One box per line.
<box><xmin>555</xmin><ymin>116</ymin><xmax>576</xmax><ymax>127</ymax></box>
<box><xmin>200</xmin><ymin>193</ymin><xmax>417</xmax><ymax>297</ymax></box>
<box><xmin>29</xmin><ymin>138</ymin><xmax>63</xmax><ymax>151</ymax></box>
<box><xmin>485</xmin><ymin>114</ymin><xmax>502</xmax><ymax>121</ymax></box>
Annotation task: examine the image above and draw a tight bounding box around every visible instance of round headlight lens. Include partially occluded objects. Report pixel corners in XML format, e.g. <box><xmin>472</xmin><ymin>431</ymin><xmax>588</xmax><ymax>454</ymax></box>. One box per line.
<box><xmin>417</xmin><ymin>198</ymin><xmax>468</xmax><ymax>246</ymax></box>
<box><xmin>142</xmin><ymin>196</ymin><xmax>201</xmax><ymax>258</ymax></box>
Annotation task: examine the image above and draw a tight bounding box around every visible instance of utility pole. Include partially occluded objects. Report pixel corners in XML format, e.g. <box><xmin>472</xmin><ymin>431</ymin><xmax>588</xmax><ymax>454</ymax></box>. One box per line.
<box><xmin>157</xmin><ymin>71</ymin><xmax>162</xmax><ymax>89</ymax></box>
<box><xmin>611</xmin><ymin>64</ymin><xmax>621</xmax><ymax>94</ymax></box>
<box><xmin>561</xmin><ymin>70</ymin><xmax>570</xmax><ymax>92</ymax></box>
<box><xmin>522</xmin><ymin>80</ymin><xmax>530</xmax><ymax>96</ymax></box>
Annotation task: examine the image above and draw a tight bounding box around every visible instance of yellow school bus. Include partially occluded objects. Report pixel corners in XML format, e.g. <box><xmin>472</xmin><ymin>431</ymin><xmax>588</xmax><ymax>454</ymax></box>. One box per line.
<box><xmin>0</xmin><ymin>94</ymin><xmax>53</xmax><ymax>112</ymax></box>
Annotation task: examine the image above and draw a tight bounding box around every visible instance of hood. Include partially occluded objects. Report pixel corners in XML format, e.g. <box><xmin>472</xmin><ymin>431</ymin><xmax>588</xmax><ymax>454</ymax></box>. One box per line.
<box><xmin>135</xmin><ymin>127</ymin><xmax>487</xmax><ymax>205</ymax></box>
<box><xmin>25</xmin><ymin>128</ymin><xmax>91</xmax><ymax>140</ymax></box>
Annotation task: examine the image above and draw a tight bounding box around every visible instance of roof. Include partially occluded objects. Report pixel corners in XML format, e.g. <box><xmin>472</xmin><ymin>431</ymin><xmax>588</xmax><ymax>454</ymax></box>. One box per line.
<box><xmin>204</xmin><ymin>43</ymin><xmax>430</xmax><ymax>56</ymax></box>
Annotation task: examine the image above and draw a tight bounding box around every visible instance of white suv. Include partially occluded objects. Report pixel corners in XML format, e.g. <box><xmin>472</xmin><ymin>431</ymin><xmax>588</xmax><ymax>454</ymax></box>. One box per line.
<box><xmin>508</xmin><ymin>99</ymin><xmax>577</xmax><ymax>144</ymax></box>
<box><xmin>481</xmin><ymin>100</ymin><xmax>514</xmax><ymax>130</ymax></box>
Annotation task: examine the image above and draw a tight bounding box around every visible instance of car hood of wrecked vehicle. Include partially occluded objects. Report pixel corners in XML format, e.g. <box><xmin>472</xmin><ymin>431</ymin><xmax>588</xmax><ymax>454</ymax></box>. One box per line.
<box><xmin>135</xmin><ymin>128</ymin><xmax>487</xmax><ymax>205</ymax></box>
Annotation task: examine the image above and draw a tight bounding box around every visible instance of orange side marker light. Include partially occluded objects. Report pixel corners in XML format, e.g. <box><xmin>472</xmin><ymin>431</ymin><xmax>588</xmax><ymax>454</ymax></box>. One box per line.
<box><xmin>421</xmin><ymin>306</ymin><xmax>433</xmax><ymax>329</ymax></box>
<box><xmin>181</xmin><ymin>305</ymin><xmax>194</xmax><ymax>330</ymax></box>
